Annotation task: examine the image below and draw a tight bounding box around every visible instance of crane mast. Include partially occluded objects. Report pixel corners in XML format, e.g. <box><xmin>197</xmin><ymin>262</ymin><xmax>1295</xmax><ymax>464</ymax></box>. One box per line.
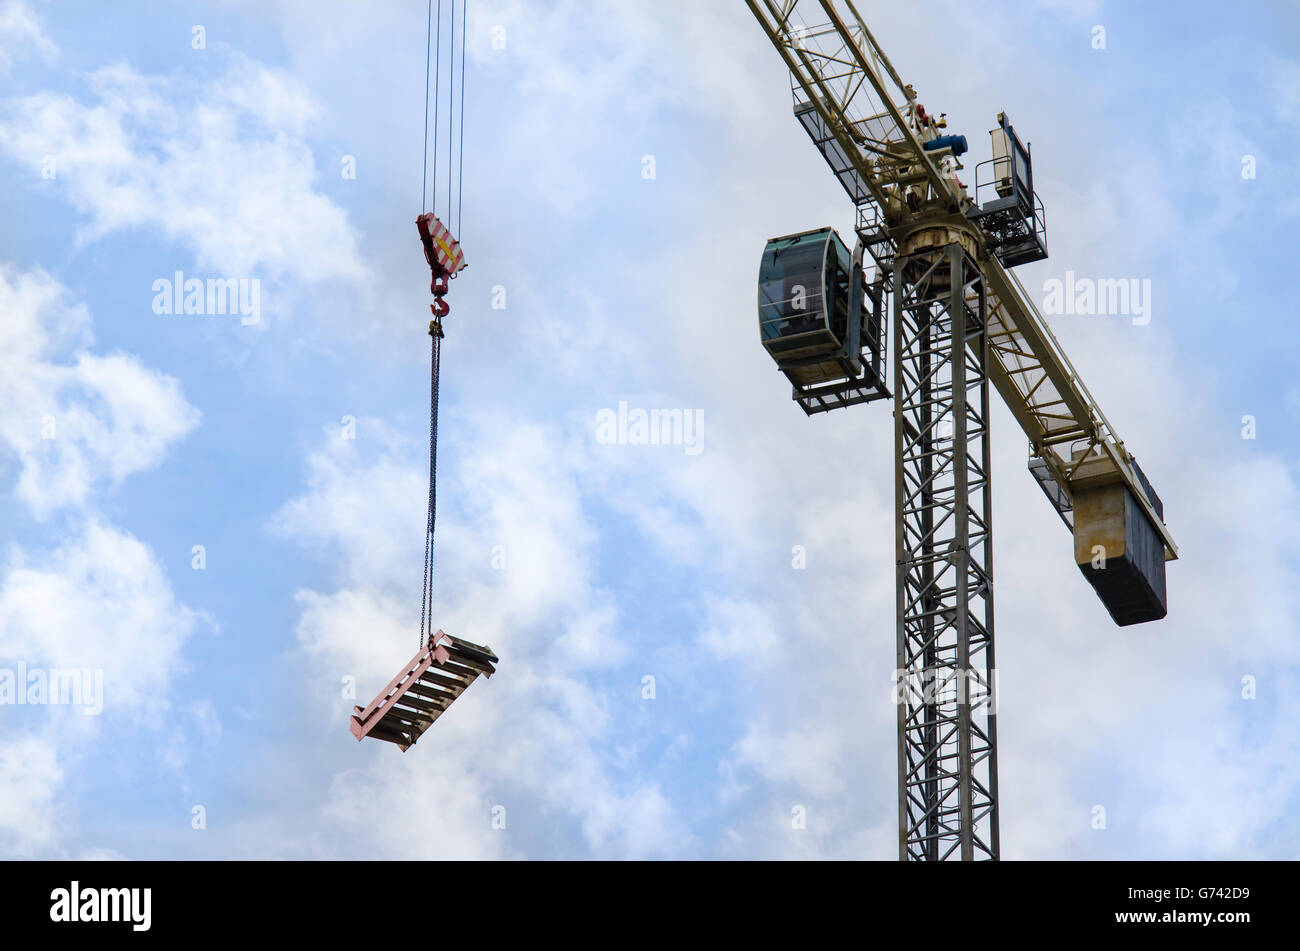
<box><xmin>747</xmin><ymin>0</ymin><xmax>1178</xmax><ymax>860</ymax></box>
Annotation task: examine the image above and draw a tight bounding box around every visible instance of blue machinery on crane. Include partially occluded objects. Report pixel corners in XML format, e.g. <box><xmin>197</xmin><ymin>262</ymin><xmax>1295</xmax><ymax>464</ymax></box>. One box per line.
<box><xmin>352</xmin><ymin>0</ymin><xmax>498</xmax><ymax>751</ymax></box>
<box><xmin>748</xmin><ymin>0</ymin><xmax>1177</xmax><ymax>859</ymax></box>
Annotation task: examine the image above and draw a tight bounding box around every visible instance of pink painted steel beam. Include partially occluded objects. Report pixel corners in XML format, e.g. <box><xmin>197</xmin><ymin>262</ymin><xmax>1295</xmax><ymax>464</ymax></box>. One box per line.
<box><xmin>351</xmin><ymin>630</ymin><xmax>497</xmax><ymax>750</ymax></box>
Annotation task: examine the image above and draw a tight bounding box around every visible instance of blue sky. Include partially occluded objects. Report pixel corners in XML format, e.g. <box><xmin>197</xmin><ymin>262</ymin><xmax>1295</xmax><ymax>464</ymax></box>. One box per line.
<box><xmin>1</xmin><ymin>0</ymin><xmax>1299</xmax><ymax>859</ymax></box>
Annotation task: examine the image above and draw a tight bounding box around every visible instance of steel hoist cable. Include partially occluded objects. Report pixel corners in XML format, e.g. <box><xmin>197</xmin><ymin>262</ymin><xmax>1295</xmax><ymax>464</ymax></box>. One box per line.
<box><xmin>416</xmin><ymin>0</ymin><xmax>466</xmax><ymax>651</ymax></box>
<box><xmin>456</xmin><ymin>2</ymin><xmax>467</xmax><ymax>235</ymax></box>
<box><xmin>421</xmin><ymin>0</ymin><xmax>433</xmax><ymax>212</ymax></box>
<box><xmin>422</xmin><ymin>0</ymin><xmax>468</xmax><ymax>225</ymax></box>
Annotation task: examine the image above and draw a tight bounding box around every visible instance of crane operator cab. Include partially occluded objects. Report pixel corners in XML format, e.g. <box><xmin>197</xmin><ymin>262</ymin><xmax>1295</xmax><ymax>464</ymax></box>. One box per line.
<box><xmin>757</xmin><ymin>227</ymin><xmax>889</xmax><ymax>415</ymax></box>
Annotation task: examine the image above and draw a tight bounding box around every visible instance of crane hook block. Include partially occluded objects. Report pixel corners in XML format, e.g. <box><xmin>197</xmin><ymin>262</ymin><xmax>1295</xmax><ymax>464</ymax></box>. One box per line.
<box><xmin>350</xmin><ymin>630</ymin><xmax>498</xmax><ymax>751</ymax></box>
<box><xmin>417</xmin><ymin>213</ymin><xmax>465</xmax><ymax>321</ymax></box>
<box><xmin>416</xmin><ymin>213</ymin><xmax>467</xmax><ymax>283</ymax></box>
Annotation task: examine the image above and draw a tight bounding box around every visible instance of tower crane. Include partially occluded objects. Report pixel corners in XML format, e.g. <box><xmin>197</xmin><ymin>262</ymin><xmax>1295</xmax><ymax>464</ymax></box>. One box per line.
<box><xmin>747</xmin><ymin>0</ymin><xmax>1177</xmax><ymax>860</ymax></box>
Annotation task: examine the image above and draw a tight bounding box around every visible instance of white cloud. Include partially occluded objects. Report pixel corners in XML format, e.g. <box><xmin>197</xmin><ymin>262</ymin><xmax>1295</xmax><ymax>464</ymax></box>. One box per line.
<box><xmin>729</xmin><ymin>721</ymin><xmax>847</xmax><ymax>802</ymax></box>
<box><xmin>0</xmin><ymin>519</ymin><xmax>199</xmax><ymax>710</ymax></box>
<box><xmin>0</xmin><ymin>259</ymin><xmax>200</xmax><ymax>857</ymax></box>
<box><xmin>0</xmin><ymin>57</ymin><xmax>369</xmax><ymax>288</ymax></box>
<box><xmin>0</xmin><ymin>265</ymin><xmax>200</xmax><ymax>517</ymax></box>
<box><xmin>0</xmin><ymin>733</ymin><xmax>62</xmax><ymax>856</ymax></box>
<box><xmin>700</xmin><ymin>598</ymin><xmax>782</xmax><ymax>669</ymax></box>
<box><xmin>0</xmin><ymin>518</ymin><xmax>201</xmax><ymax>859</ymax></box>
<box><xmin>0</xmin><ymin>1</ymin><xmax>55</xmax><ymax>75</ymax></box>
<box><xmin>1033</xmin><ymin>0</ymin><xmax>1103</xmax><ymax>20</ymax></box>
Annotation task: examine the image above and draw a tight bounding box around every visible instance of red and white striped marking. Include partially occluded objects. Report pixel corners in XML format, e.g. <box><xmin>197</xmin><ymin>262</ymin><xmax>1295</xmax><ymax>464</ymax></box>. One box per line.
<box><xmin>428</xmin><ymin>216</ymin><xmax>466</xmax><ymax>276</ymax></box>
